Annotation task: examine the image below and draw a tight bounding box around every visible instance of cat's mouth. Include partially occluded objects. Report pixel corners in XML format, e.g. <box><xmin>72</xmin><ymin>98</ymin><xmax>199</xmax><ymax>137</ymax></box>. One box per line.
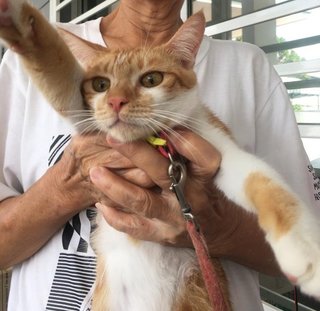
<box><xmin>104</xmin><ymin>117</ymin><xmax>151</xmax><ymax>142</ymax></box>
<box><xmin>108</xmin><ymin>114</ymin><xmax>140</xmax><ymax>130</ymax></box>
<box><xmin>109</xmin><ymin>117</ymin><xmax>132</xmax><ymax>129</ymax></box>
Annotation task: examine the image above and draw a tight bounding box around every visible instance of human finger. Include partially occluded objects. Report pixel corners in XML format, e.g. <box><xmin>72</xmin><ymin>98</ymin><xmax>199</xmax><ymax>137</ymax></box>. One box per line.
<box><xmin>107</xmin><ymin>138</ymin><xmax>171</xmax><ymax>189</ymax></box>
<box><xmin>168</xmin><ymin>129</ymin><xmax>221</xmax><ymax>179</ymax></box>
<box><xmin>114</xmin><ymin>168</ymin><xmax>155</xmax><ymax>188</ymax></box>
<box><xmin>89</xmin><ymin>166</ymin><xmax>168</xmax><ymax>219</ymax></box>
<box><xmin>96</xmin><ymin>203</ymin><xmax>186</xmax><ymax>244</ymax></box>
<box><xmin>68</xmin><ymin>134</ymin><xmax>134</xmax><ymax>176</ymax></box>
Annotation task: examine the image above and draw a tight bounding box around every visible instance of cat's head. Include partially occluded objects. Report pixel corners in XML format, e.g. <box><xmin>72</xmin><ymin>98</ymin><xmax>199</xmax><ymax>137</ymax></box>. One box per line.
<box><xmin>59</xmin><ymin>11</ymin><xmax>205</xmax><ymax>142</ymax></box>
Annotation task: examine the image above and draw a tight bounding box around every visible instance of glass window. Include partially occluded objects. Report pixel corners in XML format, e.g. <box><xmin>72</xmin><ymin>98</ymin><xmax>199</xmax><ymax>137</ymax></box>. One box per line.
<box><xmin>205</xmin><ymin>5</ymin><xmax>320</xmax><ymax>168</ymax></box>
<box><xmin>228</xmin><ymin>7</ymin><xmax>320</xmax><ymax>65</ymax></box>
<box><xmin>192</xmin><ymin>0</ymin><xmax>295</xmax><ymax>24</ymax></box>
<box><xmin>58</xmin><ymin>0</ymin><xmax>118</xmax><ymax>23</ymax></box>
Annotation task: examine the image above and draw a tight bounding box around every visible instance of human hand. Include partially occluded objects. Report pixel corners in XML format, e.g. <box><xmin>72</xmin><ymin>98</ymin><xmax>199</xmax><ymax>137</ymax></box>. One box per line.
<box><xmin>89</xmin><ymin>130</ymin><xmax>280</xmax><ymax>274</ymax></box>
<box><xmin>50</xmin><ymin>133</ymin><xmax>153</xmax><ymax>214</ymax></box>
<box><xmin>0</xmin><ymin>132</ymin><xmax>155</xmax><ymax>268</ymax></box>
<box><xmin>89</xmin><ymin>129</ymin><xmax>223</xmax><ymax>247</ymax></box>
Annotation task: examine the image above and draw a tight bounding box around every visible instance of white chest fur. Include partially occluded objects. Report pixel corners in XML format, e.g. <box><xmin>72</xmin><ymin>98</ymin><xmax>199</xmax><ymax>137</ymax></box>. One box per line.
<box><xmin>94</xmin><ymin>216</ymin><xmax>196</xmax><ymax>311</ymax></box>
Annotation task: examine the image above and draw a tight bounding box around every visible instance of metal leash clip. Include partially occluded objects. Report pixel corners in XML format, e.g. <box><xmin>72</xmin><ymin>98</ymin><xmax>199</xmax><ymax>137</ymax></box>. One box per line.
<box><xmin>167</xmin><ymin>152</ymin><xmax>197</xmax><ymax>225</ymax></box>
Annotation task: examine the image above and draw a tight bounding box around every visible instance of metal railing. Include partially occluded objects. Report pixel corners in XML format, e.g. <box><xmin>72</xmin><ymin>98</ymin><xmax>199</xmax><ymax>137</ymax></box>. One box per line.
<box><xmin>49</xmin><ymin>0</ymin><xmax>118</xmax><ymax>23</ymax></box>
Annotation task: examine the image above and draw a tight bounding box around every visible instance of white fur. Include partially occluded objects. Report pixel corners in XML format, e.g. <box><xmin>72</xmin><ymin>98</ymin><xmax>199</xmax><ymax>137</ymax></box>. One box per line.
<box><xmin>195</xmin><ymin>105</ymin><xmax>320</xmax><ymax>298</ymax></box>
<box><xmin>94</xmin><ymin>215</ymin><xmax>196</xmax><ymax>311</ymax></box>
<box><xmin>269</xmin><ymin>207</ymin><xmax>320</xmax><ymax>297</ymax></box>
<box><xmin>147</xmin><ymin>86</ymin><xmax>200</xmax><ymax>126</ymax></box>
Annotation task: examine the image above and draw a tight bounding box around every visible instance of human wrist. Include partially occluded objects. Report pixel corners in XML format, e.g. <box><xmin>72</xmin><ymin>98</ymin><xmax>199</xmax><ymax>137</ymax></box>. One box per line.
<box><xmin>40</xmin><ymin>164</ymin><xmax>92</xmax><ymax>216</ymax></box>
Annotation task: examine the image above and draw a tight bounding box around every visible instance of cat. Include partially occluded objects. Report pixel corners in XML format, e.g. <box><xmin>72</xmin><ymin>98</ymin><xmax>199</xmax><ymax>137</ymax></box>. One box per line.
<box><xmin>1</xmin><ymin>0</ymin><xmax>320</xmax><ymax>310</ymax></box>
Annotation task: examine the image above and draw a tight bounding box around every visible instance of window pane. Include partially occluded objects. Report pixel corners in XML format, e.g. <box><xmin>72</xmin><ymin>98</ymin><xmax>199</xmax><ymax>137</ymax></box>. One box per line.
<box><xmin>192</xmin><ymin>0</ymin><xmax>295</xmax><ymax>24</ymax></box>
<box><xmin>58</xmin><ymin>0</ymin><xmax>119</xmax><ymax>22</ymax></box>
<box><xmin>289</xmin><ymin>86</ymin><xmax>320</xmax><ymax>113</ymax></box>
<box><xmin>228</xmin><ymin>9</ymin><xmax>319</xmax><ymax>43</ymax></box>
<box><xmin>227</xmin><ymin>8</ymin><xmax>320</xmax><ymax>68</ymax></box>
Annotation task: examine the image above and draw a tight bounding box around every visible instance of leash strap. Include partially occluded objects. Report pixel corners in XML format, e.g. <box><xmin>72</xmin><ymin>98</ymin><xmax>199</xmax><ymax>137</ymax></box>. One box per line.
<box><xmin>186</xmin><ymin>220</ymin><xmax>228</xmax><ymax>310</ymax></box>
<box><xmin>148</xmin><ymin>135</ymin><xmax>228</xmax><ymax>310</ymax></box>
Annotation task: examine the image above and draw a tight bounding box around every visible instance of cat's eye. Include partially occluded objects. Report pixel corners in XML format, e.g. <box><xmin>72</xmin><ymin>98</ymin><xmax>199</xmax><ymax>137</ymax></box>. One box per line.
<box><xmin>140</xmin><ymin>72</ymin><xmax>163</xmax><ymax>88</ymax></box>
<box><xmin>92</xmin><ymin>77</ymin><xmax>110</xmax><ymax>92</ymax></box>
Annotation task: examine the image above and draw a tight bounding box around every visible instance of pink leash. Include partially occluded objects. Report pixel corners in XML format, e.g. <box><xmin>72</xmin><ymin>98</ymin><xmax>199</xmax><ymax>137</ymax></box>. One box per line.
<box><xmin>149</xmin><ymin>133</ymin><xmax>228</xmax><ymax>310</ymax></box>
<box><xmin>186</xmin><ymin>220</ymin><xmax>228</xmax><ymax>310</ymax></box>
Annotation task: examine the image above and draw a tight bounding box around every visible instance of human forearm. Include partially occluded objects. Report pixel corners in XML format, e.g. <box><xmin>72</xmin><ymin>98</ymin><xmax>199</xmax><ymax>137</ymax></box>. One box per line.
<box><xmin>225</xmin><ymin>214</ymin><xmax>281</xmax><ymax>276</ymax></box>
<box><xmin>0</xmin><ymin>134</ymin><xmax>147</xmax><ymax>269</ymax></box>
<box><xmin>0</xmin><ymin>165</ymin><xmax>87</xmax><ymax>269</ymax></box>
<box><xmin>206</xmin><ymin>196</ymin><xmax>281</xmax><ymax>276</ymax></box>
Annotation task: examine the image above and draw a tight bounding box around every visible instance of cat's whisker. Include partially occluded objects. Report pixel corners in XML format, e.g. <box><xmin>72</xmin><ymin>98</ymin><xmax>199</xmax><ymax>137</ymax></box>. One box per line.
<box><xmin>132</xmin><ymin>116</ymin><xmax>162</xmax><ymax>135</ymax></box>
<box><xmin>78</xmin><ymin>125</ymin><xmax>97</xmax><ymax>135</ymax></box>
<box><xmin>141</xmin><ymin>120</ymin><xmax>161</xmax><ymax>137</ymax></box>
<box><xmin>150</xmin><ymin>106</ymin><xmax>203</xmax><ymax>123</ymax></box>
<box><xmin>150</xmin><ymin>110</ymin><xmax>196</xmax><ymax>123</ymax></box>
<box><xmin>147</xmin><ymin>116</ymin><xmax>209</xmax><ymax>162</ymax></box>
<box><xmin>73</xmin><ymin>116</ymin><xmax>96</xmax><ymax>127</ymax></box>
<box><xmin>149</xmin><ymin>111</ymin><xmax>204</xmax><ymax>133</ymax></box>
<box><xmin>145</xmin><ymin>117</ymin><xmax>186</xmax><ymax>143</ymax></box>
<box><xmin>155</xmin><ymin>110</ymin><xmax>214</xmax><ymax>133</ymax></box>
<box><xmin>64</xmin><ymin>109</ymin><xmax>94</xmax><ymax>116</ymax></box>
<box><xmin>74</xmin><ymin>118</ymin><xmax>100</xmax><ymax>135</ymax></box>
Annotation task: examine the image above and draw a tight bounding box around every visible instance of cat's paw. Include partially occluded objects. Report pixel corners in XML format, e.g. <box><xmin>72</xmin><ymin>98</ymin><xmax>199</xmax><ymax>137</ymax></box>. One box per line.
<box><xmin>0</xmin><ymin>0</ymin><xmax>13</xmax><ymax>26</ymax></box>
<box><xmin>0</xmin><ymin>0</ymin><xmax>9</xmax><ymax>12</ymax></box>
<box><xmin>271</xmin><ymin>216</ymin><xmax>320</xmax><ymax>299</ymax></box>
<box><xmin>0</xmin><ymin>0</ymin><xmax>35</xmax><ymax>53</ymax></box>
<box><xmin>0</xmin><ymin>0</ymin><xmax>22</xmax><ymax>26</ymax></box>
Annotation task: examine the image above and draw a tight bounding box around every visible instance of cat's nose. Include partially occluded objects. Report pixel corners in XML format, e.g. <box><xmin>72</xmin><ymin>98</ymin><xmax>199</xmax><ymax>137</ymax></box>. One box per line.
<box><xmin>108</xmin><ymin>97</ymin><xmax>129</xmax><ymax>112</ymax></box>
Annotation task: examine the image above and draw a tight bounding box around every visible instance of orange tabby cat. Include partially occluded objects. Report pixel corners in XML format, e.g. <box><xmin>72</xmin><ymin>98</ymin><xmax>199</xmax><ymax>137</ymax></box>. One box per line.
<box><xmin>1</xmin><ymin>1</ymin><xmax>320</xmax><ymax>310</ymax></box>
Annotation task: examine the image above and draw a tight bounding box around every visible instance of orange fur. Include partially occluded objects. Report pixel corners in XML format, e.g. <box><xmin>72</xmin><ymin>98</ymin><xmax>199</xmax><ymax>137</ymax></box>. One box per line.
<box><xmin>16</xmin><ymin>4</ymin><xmax>82</xmax><ymax>114</ymax></box>
<box><xmin>92</xmin><ymin>256</ymin><xmax>110</xmax><ymax>311</ymax></box>
<box><xmin>173</xmin><ymin>259</ymin><xmax>232</xmax><ymax>311</ymax></box>
<box><xmin>245</xmin><ymin>172</ymin><xmax>299</xmax><ymax>239</ymax></box>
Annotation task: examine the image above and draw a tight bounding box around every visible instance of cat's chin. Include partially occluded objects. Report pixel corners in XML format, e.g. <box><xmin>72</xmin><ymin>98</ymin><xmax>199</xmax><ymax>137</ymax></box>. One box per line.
<box><xmin>106</xmin><ymin>125</ymin><xmax>150</xmax><ymax>143</ymax></box>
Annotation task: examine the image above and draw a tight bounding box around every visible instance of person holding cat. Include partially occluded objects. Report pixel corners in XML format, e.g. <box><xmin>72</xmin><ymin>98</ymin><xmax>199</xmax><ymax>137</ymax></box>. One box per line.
<box><xmin>0</xmin><ymin>0</ymin><xmax>319</xmax><ymax>310</ymax></box>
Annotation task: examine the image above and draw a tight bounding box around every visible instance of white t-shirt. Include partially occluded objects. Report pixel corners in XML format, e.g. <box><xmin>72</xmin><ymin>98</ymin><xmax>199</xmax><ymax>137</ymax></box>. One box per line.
<box><xmin>1</xmin><ymin>18</ymin><xmax>319</xmax><ymax>311</ymax></box>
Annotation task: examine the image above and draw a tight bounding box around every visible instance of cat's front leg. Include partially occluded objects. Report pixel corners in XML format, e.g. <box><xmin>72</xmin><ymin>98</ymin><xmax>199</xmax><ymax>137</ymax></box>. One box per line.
<box><xmin>218</xmin><ymin>148</ymin><xmax>320</xmax><ymax>298</ymax></box>
<box><xmin>0</xmin><ymin>0</ymin><xmax>84</xmax><ymax>119</ymax></box>
<box><xmin>202</xmin><ymin>122</ymin><xmax>320</xmax><ymax>299</ymax></box>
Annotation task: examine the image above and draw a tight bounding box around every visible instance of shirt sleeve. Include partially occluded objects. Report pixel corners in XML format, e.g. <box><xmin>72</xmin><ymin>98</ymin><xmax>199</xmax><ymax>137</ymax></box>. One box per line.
<box><xmin>0</xmin><ymin>51</ymin><xmax>26</xmax><ymax>201</ymax></box>
<box><xmin>255</xmin><ymin>79</ymin><xmax>320</xmax><ymax>210</ymax></box>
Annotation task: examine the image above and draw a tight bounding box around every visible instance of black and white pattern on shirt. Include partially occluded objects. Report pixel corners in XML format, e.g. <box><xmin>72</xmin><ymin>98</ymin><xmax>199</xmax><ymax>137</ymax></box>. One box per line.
<box><xmin>62</xmin><ymin>209</ymin><xmax>97</xmax><ymax>253</ymax></box>
<box><xmin>48</xmin><ymin>134</ymin><xmax>72</xmax><ymax>167</ymax></box>
<box><xmin>47</xmin><ymin>135</ymin><xmax>97</xmax><ymax>311</ymax></box>
<box><xmin>46</xmin><ymin>253</ymin><xmax>96</xmax><ymax>311</ymax></box>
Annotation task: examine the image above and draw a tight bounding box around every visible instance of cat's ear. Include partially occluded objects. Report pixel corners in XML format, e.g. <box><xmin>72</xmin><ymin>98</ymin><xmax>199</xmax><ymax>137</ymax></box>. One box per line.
<box><xmin>164</xmin><ymin>11</ymin><xmax>205</xmax><ymax>69</ymax></box>
<box><xmin>57</xmin><ymin>28</ymin><xmax>106</xmax><ymax>68</ymax></box>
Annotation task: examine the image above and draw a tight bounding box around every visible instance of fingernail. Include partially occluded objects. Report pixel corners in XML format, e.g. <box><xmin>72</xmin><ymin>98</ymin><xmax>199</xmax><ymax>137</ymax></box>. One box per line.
<box><xmin>89</xmin><ymin>167</ymin><xmax>103</xmax><ymax>181</ymax></box>
<box><xmin>95</xmin><ymin>202</ymin><xmax>103</xmax><ymax>210</ymax></box>
<box><xmin>107</xmin><ymin>134</ymin><xmax>122</xmax><ymax>146</ymax></box>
